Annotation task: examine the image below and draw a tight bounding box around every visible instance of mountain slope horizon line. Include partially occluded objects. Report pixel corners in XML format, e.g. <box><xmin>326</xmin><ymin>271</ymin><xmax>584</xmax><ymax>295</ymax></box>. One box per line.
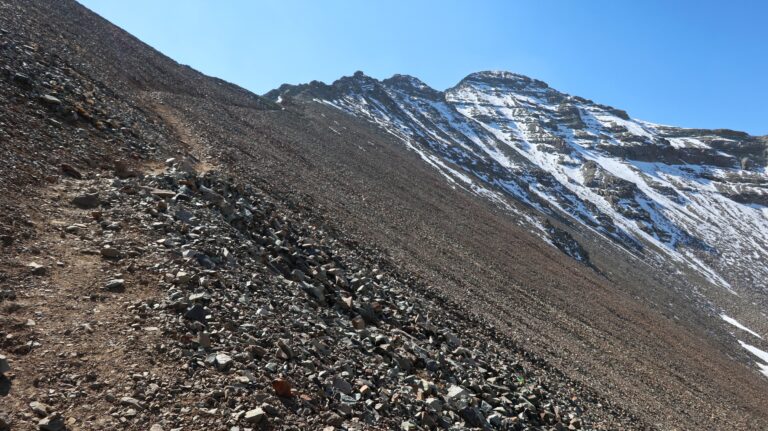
<box><xmin>266</xmin><ymin>69</ymin><xmax>764</xmax><ymax>138</ymax></box>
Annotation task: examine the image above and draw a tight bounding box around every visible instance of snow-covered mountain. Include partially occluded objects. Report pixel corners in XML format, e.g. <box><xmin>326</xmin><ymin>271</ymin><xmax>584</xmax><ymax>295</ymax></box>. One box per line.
<box><xmin>268</xmin><ymin>71</ymin><xmax>768</xmax><ymax>295</ymax></box>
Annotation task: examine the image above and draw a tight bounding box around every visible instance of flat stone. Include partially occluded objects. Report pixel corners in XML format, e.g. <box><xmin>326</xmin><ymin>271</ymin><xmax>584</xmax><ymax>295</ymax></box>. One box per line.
<box><xmin>29</xmin><ymin>401</ymin><xmax>49</xmax><ymax>417</ymax></box>
<box><xmin>151</xmin><ymin>189</ymin><xmax>176</xmax><ymax>199</ymax></box>
<box><xmin>120</xmin><ymin>396</ymin><xmax>144</xmax><ymax>410</ymax></box>
<box><xmin>244</xmin><ymin>407</ymin><xmax>266</xmax><ymax>424</ymax></box>
<box><xmin>40</xmin><ymin>94</ymin><xmax>61</xmax><ymax>105</ymax></box>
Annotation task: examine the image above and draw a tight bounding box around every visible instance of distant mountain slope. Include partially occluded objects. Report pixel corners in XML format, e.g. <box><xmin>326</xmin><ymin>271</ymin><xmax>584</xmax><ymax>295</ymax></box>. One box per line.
<box><xmin>269</xmin><ymin>71</ymin><xmax>768</xmax><ymax>295</ymax></box>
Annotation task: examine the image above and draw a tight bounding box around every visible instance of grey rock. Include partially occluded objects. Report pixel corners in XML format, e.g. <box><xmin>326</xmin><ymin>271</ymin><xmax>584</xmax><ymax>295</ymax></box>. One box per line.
<box><xmin>213</xmin><ymin>353</ymin><xmax>233</xmax><ymax>371</ymax></box>
<box><xmin>40</xmin><ymin>94</ymin><xmax>62</xmax><ymax>105</ymax></box>
<box><xmin>459</xmin><ymin>406</ymin><xmax>487</xmax><ymax>428</ymax></box>
<box><xmin>445</xmin><ymin>385</ymin><xmax>470</xmax><ymax>410</ymax></box>
<box><xmin>30</xmin><ymin>401</ymin><xmax>50</xmax><ymax>417</ymax></box>
<box><xmin>0</xmin><ymin>355</ymin><xmax>10</xmax><ymax>374</ymax></box>
<box><xmin>120</xmin><ymin>396</ymin><xmax>145</xmax><ymax>410</ymax></box>
<box><xmin>333</xmin><ymin>377</ymin><xmax>353</xmax><ymax>395</ymax></box>
<box><xmin>38</xmin><ymin>412</ymin><xmax>65</xmax><ymax>431</ymax></box>
<box><xmin>244</xmin><ymin>407</ymin><xmax>266</xmax><ymax>424</ymax></box>
<box><xmin>71</xmin><ymin>193</ymin><xmax>101</xmax><ymax>209</ymax></box>
<box><xmin>103</xmin><ymin>279</ymin><xmax>125</xmax><ymax>292</ymax></box>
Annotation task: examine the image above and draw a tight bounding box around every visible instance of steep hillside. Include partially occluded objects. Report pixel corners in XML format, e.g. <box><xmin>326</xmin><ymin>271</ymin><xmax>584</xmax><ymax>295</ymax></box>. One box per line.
<box><xmin>268</xmin><ymin>70</ymin><xmax>768</xmax><ymax>394</ymax></box>
<box><xmin>1</xmin><ymin>1</ymin><xmax>767</xmax><ymax>430</ymax></box>
<box><xmin>268</xmin><ymin>71</ymin><xmax>768</xmax><ymax>295</ymax></box>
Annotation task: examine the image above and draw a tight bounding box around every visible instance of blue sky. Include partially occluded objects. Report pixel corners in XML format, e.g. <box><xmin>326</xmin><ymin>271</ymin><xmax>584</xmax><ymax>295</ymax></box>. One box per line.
<box><xmin>78</xmin><ymin>0</ymin><xmax>767</xmax><ymax>135</ymax></box>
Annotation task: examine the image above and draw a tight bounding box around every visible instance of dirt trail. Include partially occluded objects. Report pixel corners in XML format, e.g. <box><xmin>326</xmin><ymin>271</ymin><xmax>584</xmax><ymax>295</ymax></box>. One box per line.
<box><xmin>144</xmin><ymin>92</ymin><xmax>216</xmax><ymax>174</ymax></box>
<box><xmin>0</xmin><ymin>169</ymin><xmax>181</xmax><ymax>428</ymax></box>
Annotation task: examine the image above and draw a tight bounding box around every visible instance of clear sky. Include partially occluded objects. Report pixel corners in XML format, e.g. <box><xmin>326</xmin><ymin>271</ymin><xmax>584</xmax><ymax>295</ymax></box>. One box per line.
<box><xmin>77</xmin><ymin>0</ymin><xmax>767</xmax><ymax>135</ymax></box>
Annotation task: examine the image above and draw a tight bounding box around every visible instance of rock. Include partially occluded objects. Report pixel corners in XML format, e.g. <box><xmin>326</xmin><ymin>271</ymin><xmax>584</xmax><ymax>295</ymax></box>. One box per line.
<box><xmin>213</xmin><ymin>353</ymin><xmax>233</xmax><ymax>371</ymax></box>
<box><xmin>100</xmin><ymin>246</ymin><xmax>120</xmax><ymax>259</ymax></box>
<box><xmin>333</xmin><ymin>377</ymin><xmax>353</xmax><ymax>395</ymax></box>
<box><xmin>445</xmin><ymin>385</ymin><xmax>470</xmax><ymax>410</ymax></box>
<box><xmin>114</xmin><ymin>160</ymin><xmax>137</xmax><ymax>178</ymax></box>
<box><xmin>28</xmin><ymin>262</ymin><xmax>47</xmax><ymax>276</ymax></box>
<box><xmin>29</xmin><ymin>401</ymin><xmax>50</xmax><ymax>417</ymax></box>
<box><xmin>0</xmin><ymin>411</ymin><xmax>10</xmax><ymax>431</ymax></box>
<box><xmin>244</xmin><ymin>407</ymin><xmax>266</xmax><ymax>424</ymax></box>
<box><xmin>149</xmin><ymin>425</ymin><xmax>163</xmax><ymax>431</ymax></box>
<box><xmin>425</xmin><ymin>397</ymin><xmax>442</xmax><ymax>411</ymax></box>
<box><xmin>459</xmin><ymin>406</ymin><xmax>487</xmax><ymax>428</ymax></box>
<box><xmin>38</xmin><ymin>412</ymin><xmax>65</xmax><ymax>431</ymax></box>
<box><xmin>197</xmin><ymin>332</ymin><xmax>211</xmax><ymax>349</ymax></box>
<box><xmin>71</xmin><ymin>193</ymin><xmax>100</xmax><ymax>209</ymax></box>
<box><xmin>351</xmin><ymin>315</ymin><xmax>366</xmax><ymax>330</ymax></box>
<box><xmin>272</xmin><ymin>378</ymin><xmax>292</xmax><ymax>397</ymax></box>
<box><xmin>570</xmin><ymin>418</ymin><xmax>582</xmax><ymax>429</ymax></box>
<box><xmin>60</xmin><ymin>164</ymin><xmax>82</xmax><ymax>179</ymax></box>
<box><xmin>184</xmin><ymin>304</ymin><xmax>207</xmax><ymax>322</ymax></box>
<box><xmin>120</xmin><ymin>396</ymin><xmax>144</xmax><ymax>410</ymax></box>
<box><xmin>260</xmin><ymin>402</ymin><xmax>280</xmax><ymax>416</ymax></box>
<box><xmin>0</xmin><ymin>355</ymin><xmax>9</xmax><ymax>374</ymax></box>
<box><xmin>290</xmin><ymin>269</ymin><xmax>306</xmax><ymax>282</ymax></box>
<box><xmin>103</xmin><ymin>279</ymin><xmax>125</xmax><ymax>292</ymax></box>
<box><xmin>40</xmin><ymin>94</ymin><xmax>62</xmax><ymax>105</ymax></box>
<box><xmin>150</xmin><ymin>189</ymin><xmax>176</xmax><ymax>199</ymax></box>
<box><xmin>11</xmin><ymin>72</ymin><xmax>33</xmax><ymax>88</ymax></box>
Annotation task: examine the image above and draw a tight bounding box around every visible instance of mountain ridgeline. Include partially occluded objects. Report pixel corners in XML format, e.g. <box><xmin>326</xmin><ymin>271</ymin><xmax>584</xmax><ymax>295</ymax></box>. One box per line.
<box><xmin>268</xmin><ymin>70</ymin><xmax>768</xmax><ymax>294</ymax></box>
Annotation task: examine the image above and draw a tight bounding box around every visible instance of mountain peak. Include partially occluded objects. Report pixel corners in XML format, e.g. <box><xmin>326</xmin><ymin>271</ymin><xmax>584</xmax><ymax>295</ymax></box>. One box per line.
<box><xmin>459</xmin><ymin>70</ymin><xmax>551</xmax><ymax>90</ymax></box>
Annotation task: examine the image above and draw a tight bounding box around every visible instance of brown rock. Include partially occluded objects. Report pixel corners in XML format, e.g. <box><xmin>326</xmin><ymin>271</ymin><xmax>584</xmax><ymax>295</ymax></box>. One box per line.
<box><xmin>272</xmin><ymin>378</ymin><xmax>292</xmax><ymax>397</ymax></box>
<box><xmin>60</xmin><ymin>163</ymin><xmax>82</xmax><ymax>179</ymax></box>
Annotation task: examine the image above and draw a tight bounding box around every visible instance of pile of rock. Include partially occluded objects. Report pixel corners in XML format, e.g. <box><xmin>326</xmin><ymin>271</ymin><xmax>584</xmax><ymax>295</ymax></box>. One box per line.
<box><xmin>56</xmin><ymin>162</ymin><xmax>587</xmax><ymax>430</ymax></box>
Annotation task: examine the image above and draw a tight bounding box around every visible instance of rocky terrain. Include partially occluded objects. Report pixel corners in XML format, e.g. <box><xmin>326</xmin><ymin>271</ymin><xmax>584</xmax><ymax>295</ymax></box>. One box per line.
<box><xmin>1</xmin><ymin>1</ymin><xmax>768</xmax><ymax>430</ymax></box>
<box><xmin>268</xmin><ymin>71</ymin><xmax>768</xmax><ymax>296</ymax></box>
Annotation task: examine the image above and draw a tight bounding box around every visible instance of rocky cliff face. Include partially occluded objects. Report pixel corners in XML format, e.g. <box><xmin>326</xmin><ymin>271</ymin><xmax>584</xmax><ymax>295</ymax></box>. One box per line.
<box><xmin>269</xmin><ymin>70</ymin><xmax>768</xmax><ymax>294</ymax></box>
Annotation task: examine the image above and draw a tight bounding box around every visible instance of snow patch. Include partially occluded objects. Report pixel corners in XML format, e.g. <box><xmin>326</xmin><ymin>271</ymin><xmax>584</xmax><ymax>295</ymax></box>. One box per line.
<box><xmin>738</xmin><ymin>340</ymin><xmax>768</xmax><ymax>378</ymax></box>
<box><xmin>721</xmin><ymin>314</ymin><xmax>762</xmax><ymax>339</ymax></box>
